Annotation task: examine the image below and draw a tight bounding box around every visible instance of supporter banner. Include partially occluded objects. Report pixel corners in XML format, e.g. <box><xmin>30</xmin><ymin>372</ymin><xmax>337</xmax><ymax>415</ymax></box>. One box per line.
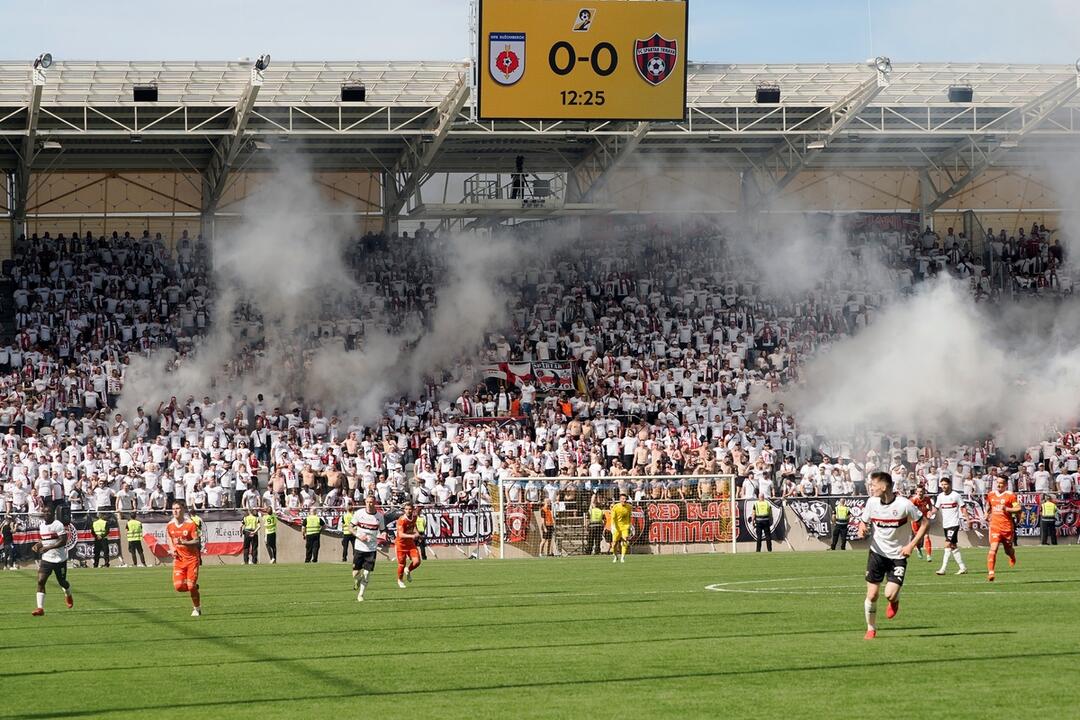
<box><xmin>481</xmin><ymin>362</ymin><xmax>534</xmax><ymax>386</ymax></box>
<box><xmin>504</xmin><ymin>502</ymin><xmax>532</xmax><ymax>542</ymax></box>
<box><xmin>280</xmin><ymin>505</ymin><xmax>494</xmax><ymax>546</ymax></box>
<box><xmin>844</xmin><ymin>212</ymin><xmax>920</xmax><ymax>241</ymax></box>
<box><xmin>141</xmin><ymin>510</ymin><xmax>245</xmax><ymax>557</ymax></box>
<box><xmin>787</xmin><ymin>497</ymin><xmax>867</xmax><ymax>541</ymax></box>
<box><xmin>1016</xmin><ymin>493</ymin><xmax>1080</xmax><ymax>537</ymax></box>
<box><xmin>737</xmin><ymin>499</ymin><xmax>787</xmax><ymax>543</ymax></box>
<box><xmin>419</xmin><ymin>506</ymin><xmax>494</xmax><ymax>546</ymax></box>
<box><xmin>8</xmin><ymin>512</ymin><xmax>121</xmax><ymax>562</ymax></box>
<box><xmin>641</xmin><ymin>499</ymin><xmax>733</xmax><ymax>544</ymax></box>
<box><xmin>6</xmin><ymin>510</ymin><xmax>246</xmax><ymax>560</ymax></box>
<box><xmin>532</xmin><ymin>361</ymin><xmax>575</xmax><ymax>391</ymax></box>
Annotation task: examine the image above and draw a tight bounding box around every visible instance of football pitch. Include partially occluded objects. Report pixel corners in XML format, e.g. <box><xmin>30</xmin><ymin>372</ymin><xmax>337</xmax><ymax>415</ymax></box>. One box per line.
<box><xmin>2</xmin><ymin>547</ymin><xmax>1077</xmax><ymax>719</ymax></box>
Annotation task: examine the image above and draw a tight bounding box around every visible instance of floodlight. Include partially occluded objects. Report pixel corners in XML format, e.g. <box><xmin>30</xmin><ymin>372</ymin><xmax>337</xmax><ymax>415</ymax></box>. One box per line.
<box><xmin>255</xmin><ymin>54</ymin><xmax>271</xmax><ymax>71</ymax></box>
<box><xmin>253</xmin><ymin>140</ymin><xmax>272</xmax><ymax>150</ymax></box>
<box><xmin>129</xmin><ymin>134</ymin><xmax>143</xmax><ymax>144</ymax></box>
<box><xmin>41</xmin><ymin>140</ymin><xmax>62</xmax><ymax>150</ymax></box>
<box><xmin>1075</xmin><ymin>58</ymin><xmax>1080</xmax><ymax>73</ymax></box>
<box><xmin>874</xmin><ymin>56</ymin><xmax>892</xmax><ymax>74</ymax></box>
<box><xmin>34</xmin><ymin>53</ymin><xmax>53</xmax><ymax>69</ymax></box>
<box><xmin>807</xmin><ymin>140</ymin><xmax>827</xmax><ymax>150</ymax></box>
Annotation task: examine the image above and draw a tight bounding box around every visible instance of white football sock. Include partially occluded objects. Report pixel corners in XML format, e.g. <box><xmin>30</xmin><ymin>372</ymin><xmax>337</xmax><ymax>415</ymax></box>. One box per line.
<box><xmin>36</xmin><ymin>592</ymin><xmax>45</xmax><ymax>609</ymax></box>
<box><xmin>864</xmin><ymin>599</ymin><xmax>877</xmax><ymax>630</ymax></box>
<box><xmin>940</xmin><ymin>548</ymin><xmax>952</xmax><ymax>571</ymax></box>
<box><xmin>952</xmin><ymin>549</ymin><xmax>965</xmax><ymax>570</ymax></box>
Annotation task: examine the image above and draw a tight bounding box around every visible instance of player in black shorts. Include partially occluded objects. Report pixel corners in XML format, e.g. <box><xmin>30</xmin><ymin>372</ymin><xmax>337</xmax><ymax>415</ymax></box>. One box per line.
<box><xmin>858</xmin><ymin>472</ymin><xmax>927</xmax><ymax>639</ymax></box>
<box><xmin>33</xmin><ymin>505</ymin><xmax>74</xmax><ymax>616</ymax></box>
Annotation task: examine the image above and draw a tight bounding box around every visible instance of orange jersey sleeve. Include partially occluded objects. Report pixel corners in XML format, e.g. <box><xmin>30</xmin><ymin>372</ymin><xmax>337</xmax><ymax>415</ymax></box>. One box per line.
<box><xmin>167</xmin><ymin>520</ymin><xmax>200</xmax><ymax>562</ymax></box>
<box><xmin>395</xmin><ymin>516</ymin><xmax>416</xmax><ymax>548</ymax></box>
<box><xmin>987</xmin><ymin>491</ymin><xmax>1019</xmax><ymax>530</ymax></box>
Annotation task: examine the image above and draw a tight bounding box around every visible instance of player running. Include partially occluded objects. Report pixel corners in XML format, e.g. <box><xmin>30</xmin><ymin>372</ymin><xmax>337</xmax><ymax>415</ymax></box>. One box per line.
<box><xmin>610</xmin><ymin>494</ymin><xmax>632</xmax><ymax>563</ymax></box>
<box><xmin>31</xmin><ymin>505</ymin><xmax>74</xmax><ymax>616</ymax></box>
<box><xmin>910</xmin><ymin>485</ymin><xmax>934</xmax><ymax>561</ymax></box>
<box><xmin>934</xmin><ymin>477</ymin><xmax>968</xmax><ymax>575</ymax></box>
<box><xmin>350</xmin><ymin>495</ymin><xmax>385</xmax><ymax>602</ymax></box>
<box><xmin>165</xmin><ymin>500</ymin><xmax>203</xmax><ymax>616</ymax></box>
<box><xmin>858</xmin><ymin>471</ymin><xmax>928</xmax><ymax>640</ymax></box>
<box><xmin>985</xmin><ymin>476</ymin><xmax>1021</xmax><ymax>582</ymax></box>
<box><xmin>395</xmin><ymin>502</ymin><xmax>422</xmax><ymax>589</ymax></box>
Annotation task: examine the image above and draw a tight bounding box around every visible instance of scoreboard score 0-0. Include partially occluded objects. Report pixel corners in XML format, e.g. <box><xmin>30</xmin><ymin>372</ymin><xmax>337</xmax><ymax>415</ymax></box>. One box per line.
<box><xmin>477</xmin><ymin>0</ymin><xmax>688</xmax><ymax>121</ymax></box>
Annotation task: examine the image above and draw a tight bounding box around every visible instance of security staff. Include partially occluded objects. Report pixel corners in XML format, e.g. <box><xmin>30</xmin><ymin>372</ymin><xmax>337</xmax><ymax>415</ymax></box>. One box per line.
<box><xmin>584</xmin><ymin>496</ymin><xmax>604</xmax><ymax>555</ymax></box>
<box><xmin>830</xmin><ymin>499</ymin><xmax>851</xmax><ymax>550</ymax></box>
<box><xmin>92</xmin><ymin>513</ymin><xmax>111</xmax><ymax>568</ymax></box>
<box><xmin>263</xmin><ymin>511</ymin><xmax>278</xmax><ymax>564</ymax></box>
<box><xmin>340</xmin><ymin>505</ymin><xmax>354</xmax><ymax>563</ymax></box>
<box><xmin>241</xmin><ymin>508</ymin><xmax>260</xmax><ymax>564</ymax></box>
<box><xmin>126</xmin><ymin>516</ymin><xmax>147</xmax><ymax>567</ymax></box>
<box><xmin>303</xmin><ymin>510</ymin><xmax>325</xmax><ymax>563</ymax></box>
<box><xmin>415</xmin><ymin>511</ymin><xmax>428</xmax><ymax>560</ymax></box>
<box><xmin>1040</xmin><ymin>497</ymin><xmax>1059</xmax><ymax>546</ymax></box>
<box><xmin>754</xmin><ymin>494</ymin><xmax>773</xmax><ymax>553</ymax></box>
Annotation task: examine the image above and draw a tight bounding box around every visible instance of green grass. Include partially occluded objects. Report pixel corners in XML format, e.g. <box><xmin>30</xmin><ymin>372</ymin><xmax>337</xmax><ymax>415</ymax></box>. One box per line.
<box><xmin>2</xmin><ymin>546</ymin><xmax>1078</xmax><ymax>719</ymax></box>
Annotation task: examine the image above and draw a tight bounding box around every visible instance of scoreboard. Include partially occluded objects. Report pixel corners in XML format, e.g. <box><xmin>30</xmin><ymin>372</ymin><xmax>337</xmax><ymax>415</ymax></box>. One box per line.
<box><xmin>477</xmin><ymin>0</ymin><xmax>688</xmax><ymax>121</ymax></box>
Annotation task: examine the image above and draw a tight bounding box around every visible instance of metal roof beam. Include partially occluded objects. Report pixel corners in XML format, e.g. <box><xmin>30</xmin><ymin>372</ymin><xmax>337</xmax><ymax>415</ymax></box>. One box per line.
<box><xmin>201</xmin><ymin>66</ymin><xmax>263</xmax><ymax>216</ymax></box>
<box><xmin>12</xmin><ymin>64</ymin><xmax>45</xmax><ymax>232</ymax></box>
<box><xmin>927</xmin><ymin>73</ymin><xmax>1080</xmax><ymax>213</ymax></box>
<box><xmin>387</xmin><ymin>77</ymin><xmax>469</xmax><ymax>218</ymax></box>
<box><xmin>757</xmin><ymin>70</ymin><xmax>888</xmax><ymax>203</ymax></box>
<box><xmin>566</xmin><ymin>121</ymin><xmax>651</xmax><ymax>203</ymax></box>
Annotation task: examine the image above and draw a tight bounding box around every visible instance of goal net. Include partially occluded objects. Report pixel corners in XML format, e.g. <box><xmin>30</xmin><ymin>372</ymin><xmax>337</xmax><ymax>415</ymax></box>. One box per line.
<box><xmin>493</xmin><ymin>474</ymin><xmax>749</xmax><ymax>558</ymax></box>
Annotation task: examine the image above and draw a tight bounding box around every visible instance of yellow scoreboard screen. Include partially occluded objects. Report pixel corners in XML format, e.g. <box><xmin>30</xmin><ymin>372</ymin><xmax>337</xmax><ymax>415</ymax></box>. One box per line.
<box><xmin>478</xmin><ymin>0</ymin><xmax>688</xmax><ymax>121</ymax></box>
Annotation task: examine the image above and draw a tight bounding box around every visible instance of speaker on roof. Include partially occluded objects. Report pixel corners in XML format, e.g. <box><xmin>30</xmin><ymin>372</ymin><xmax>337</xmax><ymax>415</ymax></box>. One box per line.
<box><xmin>341</xmin><ymin>84</ymin><xmax>367</xmax><ymax>102</ymax></box>
<box><xmin>133</xmin><ymin>85</ymin><xmax>158</xmax><ymax>102</ymax></box>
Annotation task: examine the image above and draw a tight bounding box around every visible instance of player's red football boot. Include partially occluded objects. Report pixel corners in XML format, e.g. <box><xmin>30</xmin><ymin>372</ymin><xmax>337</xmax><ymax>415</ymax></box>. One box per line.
<box><xmin>864</xmin><ymin>629</ymin><xmax>876</xmax><ymax>640</ymax></box>
<box><xmin>65</xmin><ymin>594</ymin><xmax>73</xmax><ymax>609</ymax></box>
<box><xmin>1008</xmin><ymin>556</ymin><xmax>1016</xmax><ymax>568</ymax></box>
<box><xmin>31</xmin><ymin>608</ymin><xmax>44</xmax><ymax>616</ymax></box>
<box><xmin>885</xmin><ymin>599</ymin><xmax>899</xmax><ymax>619</ymax></box>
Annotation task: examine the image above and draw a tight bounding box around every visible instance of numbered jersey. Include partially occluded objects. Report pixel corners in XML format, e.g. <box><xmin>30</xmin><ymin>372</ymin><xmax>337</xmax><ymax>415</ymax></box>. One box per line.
<box><xmin>861</xmin><ymin>495</ymin><xmax>922</xmax><ymax>560</ymax></box>
<box><xmin>986</xmin><ymin>490</ymin><xmax>1019</xmax><ymax>531</ymax></box>
<box><xmin>934</xmin><ymin>490</ymin><xmax>964</xmax><ymax>528</ymax></box>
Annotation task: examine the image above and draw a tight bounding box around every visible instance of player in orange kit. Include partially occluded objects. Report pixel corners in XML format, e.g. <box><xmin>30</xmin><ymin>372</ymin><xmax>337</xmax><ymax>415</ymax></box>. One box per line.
<box><xmin>395</xmin><ymin>502</ymin><xmax>422</xmax><ymax>590</ymax></box>
<box><xmin>910</xmin><ymin>485</ymin><xmax>935</xmax><ymax>562</ymax></box>
<box><xmin>165</xmin><ymin>500</ymin><xmax>203</xmax><ymax>616</ymax></box>
<box><xmin>985</xmin><ymin>476</ymin><xmax>1021</xmax><ymax>582</ymax></box>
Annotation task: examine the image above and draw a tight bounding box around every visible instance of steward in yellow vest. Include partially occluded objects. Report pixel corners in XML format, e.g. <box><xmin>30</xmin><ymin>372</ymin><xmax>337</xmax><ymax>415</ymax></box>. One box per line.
<box><xmin>126</xmin><ymin>517</ymin><xmax>147</xmax><ymax>567</ymax></box>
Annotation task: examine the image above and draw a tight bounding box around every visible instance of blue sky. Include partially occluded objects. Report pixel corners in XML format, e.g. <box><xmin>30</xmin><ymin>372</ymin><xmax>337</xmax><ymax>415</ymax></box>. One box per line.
<box><xmin>4</xmin><ymin>0</ymin><xmax>1080</xmax><ymax>64</ymax></box>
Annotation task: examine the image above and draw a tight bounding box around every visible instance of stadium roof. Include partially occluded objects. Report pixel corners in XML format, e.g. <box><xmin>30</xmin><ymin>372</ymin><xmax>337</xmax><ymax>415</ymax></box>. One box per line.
<box><xmin>1</xmin><ymin>60</ymin><xmax>1079</xmax><ymax>217</ymax></box>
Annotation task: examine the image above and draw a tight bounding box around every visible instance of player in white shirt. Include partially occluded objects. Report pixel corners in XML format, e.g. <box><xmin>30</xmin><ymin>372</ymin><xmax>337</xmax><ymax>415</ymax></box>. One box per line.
<box><xmin>857</xmin><ymin>472</ymin><xmax>928</xmax><ymax>640</ymax></box>
<box><xmin>349</xmin><ymin>495</ymin><xmax>386</xmax><ymax>602</ymax></box>
<box><xmin>933</xmin><ymin>477</ymin><xmax>969</xmax><ymax>575</ymax></box>
<box><xmin>32</xmin><ymin>505</ymin><xmax>74</xmax><ymax>615</ymax></box>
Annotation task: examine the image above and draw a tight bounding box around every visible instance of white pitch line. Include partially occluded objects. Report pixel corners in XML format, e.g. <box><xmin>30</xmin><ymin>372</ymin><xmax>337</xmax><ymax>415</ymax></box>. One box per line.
<box><xmin>705</xmin><ymin>575</ymin><xmax>1080</xmax><ymax>596</ymax></box>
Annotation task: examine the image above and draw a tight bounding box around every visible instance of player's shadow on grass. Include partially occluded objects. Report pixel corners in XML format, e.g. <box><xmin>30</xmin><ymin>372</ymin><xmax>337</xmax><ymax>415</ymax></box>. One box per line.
<box><xmin>66</xmin><ymin>589</ymin><xmax>368</xmax><ymax>696</ymax></box>
<box><xmin>0</xmin><ymin>609</ymin><xmax>785</xmax><ymax>652</ymax></box>
<box><xmin>11</xmin><ymin>648</ymin><xmax>1080</xmax><ymax>719</ymax></box>
<box><xmin>4</xmin><ymin>619</ymin><xmax>867</xmax><ymax>680</ymax></box>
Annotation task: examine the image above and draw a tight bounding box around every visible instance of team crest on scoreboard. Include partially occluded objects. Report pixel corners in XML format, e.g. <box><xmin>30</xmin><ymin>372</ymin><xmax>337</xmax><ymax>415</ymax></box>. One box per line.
<box><xmin>489</xmin><ymin>32</ymin><xmax>526</xmax><ymax>86</ymax></box>
<box><xmin>572</xmin><ymin>8</ymin><xmax>595</xmax><ymax>32</ymax></box>
<box><xmin>634</xmin><ymin>32</ymin><xmax>678</xmax><ymax>86</ymax></box>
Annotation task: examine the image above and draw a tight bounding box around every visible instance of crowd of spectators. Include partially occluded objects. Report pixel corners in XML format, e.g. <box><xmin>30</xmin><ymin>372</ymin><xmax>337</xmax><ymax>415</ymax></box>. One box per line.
<box><xmin>0</xmin><ymin>218</ymin><xmax>1076</xmax><ymax>532</ymax></box>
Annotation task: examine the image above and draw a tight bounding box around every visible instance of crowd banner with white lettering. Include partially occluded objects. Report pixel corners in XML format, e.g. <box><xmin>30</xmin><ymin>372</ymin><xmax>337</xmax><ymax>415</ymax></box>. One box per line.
<box><xmin>278</xmin><ymin>505</ymin><xmax>493</xmax><ymax>546</ymax></box>
<box><xmin>530</xmin><ymin>361</ymin><xmax>576</xmax><ymax>392</ymax></box>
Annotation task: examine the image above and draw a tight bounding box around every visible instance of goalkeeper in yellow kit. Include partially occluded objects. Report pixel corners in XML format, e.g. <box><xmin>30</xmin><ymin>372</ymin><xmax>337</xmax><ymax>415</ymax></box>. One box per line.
<box><xmin>610</xmin><ymin>494</ymin><xmax>633</xmax><ymax>563</ymax></box>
